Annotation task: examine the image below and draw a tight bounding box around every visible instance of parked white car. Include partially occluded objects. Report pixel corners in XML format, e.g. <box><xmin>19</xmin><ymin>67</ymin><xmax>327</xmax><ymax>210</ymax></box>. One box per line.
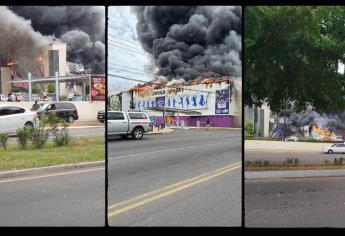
<box><xmin>0</xmin><ymin>94</ymin><xmax>8</xmax><ymax>101</ymax></box>
<box><xmin>322</xmin><ymin>143</ymin><xmax>345</xmax><ymax>154</ymax></box>
<box><xmin>0</xmin><ymin>104</ymin><xmax>36</xmax><ymax>134</ymax></box>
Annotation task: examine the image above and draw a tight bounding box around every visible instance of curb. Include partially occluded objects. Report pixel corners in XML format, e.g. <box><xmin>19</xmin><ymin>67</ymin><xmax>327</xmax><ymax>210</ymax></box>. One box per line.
<box><xmin>146</xmin><ymin>130</ymin><xmax>174</xmax><ymax>135</ymax></box>
<box><xmin>68</xmin><ymin>126</ymin><xmax>104</xmax><ymax>129</ymax></box>
<box><xmin>187</xmin><ymin>127</ymin><xmax>241</xmax><ymax>131</ymax></box>
<box><xmin>0</xmin><ymin>160</ymin><xmax>105</xmax><ymax>180</ymax></box>
<box><xmin>245</xmin><ymin>169</ymin><xmax>345</xmax><ymax>180</ymax></box>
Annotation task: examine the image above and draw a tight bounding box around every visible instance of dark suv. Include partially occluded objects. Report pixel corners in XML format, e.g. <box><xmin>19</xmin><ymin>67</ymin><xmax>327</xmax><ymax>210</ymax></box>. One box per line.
<box><xmin>97</xmin><ymin>110</ymin><xmax>105</xmax><ymax>123</ymax></box>
<box><xmin>31</xmin><ymin>102</ymin><xmax>79</xmax><ymax>123</ymax></box>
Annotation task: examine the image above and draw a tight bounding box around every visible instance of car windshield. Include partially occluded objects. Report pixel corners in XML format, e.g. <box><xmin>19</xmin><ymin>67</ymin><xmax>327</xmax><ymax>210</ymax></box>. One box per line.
<box><xmin>30</xmin><ymin>103</ymin><xmax>48</xmax><ymax>111</ymax></box>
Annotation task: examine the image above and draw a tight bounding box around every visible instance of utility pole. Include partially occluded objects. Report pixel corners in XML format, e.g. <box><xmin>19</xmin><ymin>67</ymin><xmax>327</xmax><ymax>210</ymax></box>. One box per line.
<box><xmin>91</xmin><ymin>12</ymin><xmax>96</xmax><ymax>74</ymax></box>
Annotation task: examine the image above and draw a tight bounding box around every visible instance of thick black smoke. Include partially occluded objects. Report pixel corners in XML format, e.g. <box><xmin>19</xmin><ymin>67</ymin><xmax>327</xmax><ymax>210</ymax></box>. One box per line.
<box><xmin>0</xmin><ymin>6</ymin><xmax>50</xmax><ymax>76</ymax></box>
<box><xmin>9</xmin><ymin>6</ymin><xmax>105</xmax><ymax>73</ymax></box>
<box><xmin>281</xmin><ymin>106</ymin><xmax>345</xmax><ymax>131</ymax></box>
<box><xmin>133</xmin><ymin>6</ymin><xmax>242</xmax><ymax>80</ymax></box>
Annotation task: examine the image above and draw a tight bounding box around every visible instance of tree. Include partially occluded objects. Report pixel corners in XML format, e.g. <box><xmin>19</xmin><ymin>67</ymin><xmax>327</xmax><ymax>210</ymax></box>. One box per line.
<box><xmin>244</xmin><ymin>6</ymin><xmax>345</xmax><ymax>113</ymax></box>
<box><xmin>47</xmin><ymin>84</ymin><xmax>55</xmax><ymax>93</ymax></box>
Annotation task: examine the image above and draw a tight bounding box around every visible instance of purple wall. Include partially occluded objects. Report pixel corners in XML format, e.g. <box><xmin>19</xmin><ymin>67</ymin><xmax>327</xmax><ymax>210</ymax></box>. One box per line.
<box><xmin>152</xmin><ymin>115</ymin><xmax>233</xmax><ymax>127</ymax></box>
<box><xmin>172</xmin><ymin>115</ymin><xmax>232</xmax><ymax>128</ymax></box>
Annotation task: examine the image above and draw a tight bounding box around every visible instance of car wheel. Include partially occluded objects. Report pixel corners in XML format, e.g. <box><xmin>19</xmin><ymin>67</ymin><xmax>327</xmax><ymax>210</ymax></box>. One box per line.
<box><xmin>132</xmin><ymin>127</ymin><xmax>144</xmax><ymax>140</ymax></box>
<box><xmin>68</xmin><ymin>115</ymin><xmax>74</xmax><ymax>123</ymax></box>
<box><xmin>327</xmin><ymin>150</ymin><xmax>333</xmax><ymax>154</ymax></box>
<box><xmin>24</xmin><ymin>122</ymin><xmax>33</xmax><ymax>129</ymax></box>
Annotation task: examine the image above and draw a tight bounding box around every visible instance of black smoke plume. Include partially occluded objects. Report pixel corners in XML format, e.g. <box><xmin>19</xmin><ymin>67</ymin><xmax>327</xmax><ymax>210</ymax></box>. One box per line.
<box><xmin>9</xmin><ymin>6</ymin><xmax>105</xmax><ymax>73</ymax></box>
<box><xmin>133</xmin><ymin>6</ymin><xmax>242</xmax><ymax>81</ymax></box>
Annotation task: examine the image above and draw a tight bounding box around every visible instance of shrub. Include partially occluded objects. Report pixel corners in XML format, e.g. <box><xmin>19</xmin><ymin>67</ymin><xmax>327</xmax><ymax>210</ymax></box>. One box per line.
<box><xmin>30</xmin><ymin>116</ymin><xmax>50</xmax><ymax>149</ymax></box>
<box><xmin>52</xmin><ymin>120</ymin><xmax>70</xmax><ymax>146</ymax></box>
<box><xmin>16</xmin><ymin>127</ymin><xmax>32</xmax><ymax>149</ymax></box>
<box><xmin>245</xmin><ymin>122</ymin><xmax>254</xmax><ymax>138</ymax></box>
<box><xmin>0</xmin><ymin>133</ymin><xmax>9</xmax><ymax>149</ymax></box>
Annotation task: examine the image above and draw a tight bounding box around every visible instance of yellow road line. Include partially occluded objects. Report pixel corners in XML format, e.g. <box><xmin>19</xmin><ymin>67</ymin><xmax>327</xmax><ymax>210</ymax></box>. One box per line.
<box><xmin>108</xmin><ymin>162</ymin><xmax>241</xmax><ymax>218</ymax></box>
<box><xmin>108</xmin><ymin>162</ymin><xmax>240</xmax><ymax>210</ymax></box>
<box><xmin>0</xmin><ymin>167</ymin><xmax>105</xmax><ymax>184</ymax></box>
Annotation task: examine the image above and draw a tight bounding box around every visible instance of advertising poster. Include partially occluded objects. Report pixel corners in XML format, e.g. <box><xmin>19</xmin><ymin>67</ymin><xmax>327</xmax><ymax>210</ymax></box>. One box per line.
<box><xmin>215</xmin><ymin>89</ymin><xmax>230</xmax><ymax>114</ymax></box>
<box><xmin>155</xmin><ymin>96</ymin><xmax>165</xmax><ymax>107</ymax></box>
<box><xmin>90</xmin><ymin>75</ymin><xmax>106</xmax><ymax>101</ymax></box>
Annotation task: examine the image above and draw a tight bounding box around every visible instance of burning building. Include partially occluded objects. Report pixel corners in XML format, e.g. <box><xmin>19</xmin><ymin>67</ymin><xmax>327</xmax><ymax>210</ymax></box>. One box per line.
<box><xmin>0</xmin><ymin>6</ymin><xmax>105</xmax><ymax>98</ymax></box>
<box><xmin>118</xmin><ymin>76</ymin><xmax>242</xmax><ymax>128</ymax></box>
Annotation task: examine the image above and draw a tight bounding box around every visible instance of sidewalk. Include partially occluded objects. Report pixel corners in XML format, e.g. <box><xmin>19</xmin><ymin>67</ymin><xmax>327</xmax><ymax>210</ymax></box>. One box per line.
<box><xmin>246</xmin><ymin>169</ymin><xmax>345</xmax><ymax>179</ymax></box>
<box><xmin>70</xmin><ymin>120</ymin><xmax>104</xmax><ymax>127</ymax></box>
<box><xmin>245</xmin><ymin>140</ymin><xmax>330</xmax><ymax>152</ymax></box>
<box><xmin>146</xmin><ymin>127</ymin><xmax>174</xmax><ymax>135</ymax></box>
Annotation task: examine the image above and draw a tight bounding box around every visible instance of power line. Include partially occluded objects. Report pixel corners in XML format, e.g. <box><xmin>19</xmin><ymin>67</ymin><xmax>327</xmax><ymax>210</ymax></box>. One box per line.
<box><xmin>108</xmin><ymin>33</ymin><xmax>141</xmax><ymax>46</ymax></box>
<box><xmin>108</xmin><ymin>67</ymin><xmax>152</xmax><ymax>78</ymax></box>
<box><xmin>108</xmin><ymin>62</ymin><xmax>157</xmax><ymax>76</ymax></box>
<box><xmin>108</xmin><ymin>38</ymin><xmax>144</xmax><ymax>52</ymax></box>
<box><xmin>108</xmin><ymin>42</ymin><xmax>146</xmax><ymax>55</ymax></box>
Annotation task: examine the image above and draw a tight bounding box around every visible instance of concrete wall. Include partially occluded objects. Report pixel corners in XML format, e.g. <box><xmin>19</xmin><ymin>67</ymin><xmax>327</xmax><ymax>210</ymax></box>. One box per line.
<box><xmin>11</xmin><ymin>101</ymin><xmax>104</xmax><ymax>121</ymax></box>
<box><xmin>0</xmin><ymin>67</ymin><xmax>11</xmax><ymax>95</ymax></box>
<box><xmin>42</xmin><ymin>42</ymin><xmax>67</xmax><ymax>78</ymax></box>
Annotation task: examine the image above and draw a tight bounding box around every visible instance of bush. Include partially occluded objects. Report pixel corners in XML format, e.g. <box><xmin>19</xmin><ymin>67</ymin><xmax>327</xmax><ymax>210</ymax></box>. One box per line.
<box><xmin>52</xmin><ymin>120</ymin><xmax>70</xmax><ymax>146</ymax></box>
<box><xmin>30</xmin><ymin>113</ymin><xmax>71</xmax><ymax>149</ymax></box>
<box><xmin>16</xmin><ymin>127</ymin><xmax>32</xmax><ymax>149</ymax></box>
<box><xmin>245</xmin><ymin>122</ymin><xmax>254</xmax><ymax>138</ymax></box>
<box><xmin>30</xmin><ymin>116</ymin><xmax>51</xmax><ymax>149</ymax></box>
<box><xmin>0</xmin><ymin>133</ymin><xmax>9</xmax><ymax>149</ymax></box>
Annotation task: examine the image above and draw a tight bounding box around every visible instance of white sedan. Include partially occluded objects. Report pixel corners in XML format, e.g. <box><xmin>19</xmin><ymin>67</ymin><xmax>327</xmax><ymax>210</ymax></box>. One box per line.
<box><xmin>322</xmin><ymin>143</ymin><xmax>345</xmax><ymax>154</ymax></box>
<box><xmin>0</xmin><ymin>104</ymin><xmax>36</xmax><ymax>134</ymax></box>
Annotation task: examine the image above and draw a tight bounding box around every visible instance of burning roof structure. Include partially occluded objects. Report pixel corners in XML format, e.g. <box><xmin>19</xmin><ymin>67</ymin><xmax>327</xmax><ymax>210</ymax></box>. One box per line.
<box><xmin>0</xmin><ymin>6</ymin><xmax>105</xmax><ymax>76</ymax></box>
<box><xmin>128</xmin><ymin>76</ymin><xmax>233</xmax><ymax>92</ymax></box>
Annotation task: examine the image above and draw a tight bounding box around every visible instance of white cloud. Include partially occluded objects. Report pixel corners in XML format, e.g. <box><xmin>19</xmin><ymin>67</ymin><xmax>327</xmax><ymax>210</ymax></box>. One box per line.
<box><xmin>108</xmin><ymin>6</ymin><xmax>154</xmax><ymax>95</ymax></box>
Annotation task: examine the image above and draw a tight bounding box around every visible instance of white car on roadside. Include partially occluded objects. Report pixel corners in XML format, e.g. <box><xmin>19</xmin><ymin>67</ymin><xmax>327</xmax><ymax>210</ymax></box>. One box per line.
<box><xmin>322</xmin><ymin>143</ymin><xmax>345</xmax><ymax>154</ymax></box>
<box><xmin>0</xmin><ymin>104</ymin><xmax>36</xmax><ymax>134</ymax></box>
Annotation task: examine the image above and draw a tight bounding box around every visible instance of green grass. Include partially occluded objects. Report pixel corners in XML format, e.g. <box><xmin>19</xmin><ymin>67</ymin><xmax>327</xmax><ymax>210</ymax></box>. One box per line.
<box><xmin>0</xmin><ymin>137</ymin><xmax>105</xmax><ymax>172</ymax></box>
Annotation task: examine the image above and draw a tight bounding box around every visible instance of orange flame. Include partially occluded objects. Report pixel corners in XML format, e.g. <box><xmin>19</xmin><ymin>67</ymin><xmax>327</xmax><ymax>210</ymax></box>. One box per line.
<box><xmin>6</xmin><ymin>61</ymin><xmax>19</xmax><ymax>66</ymax></box>
<box><xmin>312</xmin><ymin>122</ymin><xmax>332</xmax><ymax>140</ymax></box>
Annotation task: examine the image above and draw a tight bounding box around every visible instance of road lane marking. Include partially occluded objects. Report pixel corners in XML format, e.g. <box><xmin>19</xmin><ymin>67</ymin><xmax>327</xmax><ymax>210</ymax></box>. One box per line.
<box><xmin>108</xmin><ymin>162</ymin><xmax>241</xmax><ymax>218</ymax></box>
<box><xmin>109</xmin><ymin>141</ymin><xmax>239</xmax><ymax>160</ymax></box>
<box><xmin>0</xmin><ymin>167</ymin><xmax>105</xmax><ymax>184</ymax></box>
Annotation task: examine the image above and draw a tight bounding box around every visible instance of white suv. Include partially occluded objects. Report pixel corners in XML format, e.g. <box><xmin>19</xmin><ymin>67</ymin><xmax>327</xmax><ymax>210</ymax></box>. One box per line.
<box><xmin>0</xmin><ymin>104</ymin><xmax>36</xmax><ymax>134</ymax></box>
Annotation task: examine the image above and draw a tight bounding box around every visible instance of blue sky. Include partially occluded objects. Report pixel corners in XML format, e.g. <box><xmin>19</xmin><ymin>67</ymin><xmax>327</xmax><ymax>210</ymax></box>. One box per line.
<box><xmin>108</xmin><ymin>6</ymin><xmax>153</xmax><ymax>94</ymax></box>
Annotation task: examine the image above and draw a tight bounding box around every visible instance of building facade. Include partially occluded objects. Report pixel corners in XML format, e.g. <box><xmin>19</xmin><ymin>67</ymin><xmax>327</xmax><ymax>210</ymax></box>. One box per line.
<box><xmin>118</xmin><ymin>77</ymin><xmax>242</xmax><ymax>128</ymax></box>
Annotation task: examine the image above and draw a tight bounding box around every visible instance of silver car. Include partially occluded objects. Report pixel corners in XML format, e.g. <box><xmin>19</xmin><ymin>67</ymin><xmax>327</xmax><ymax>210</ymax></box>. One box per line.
<box><xmin>107</xmin><ymin>111</ymin><xmax>151</xmax><ymax>139</ymax></box>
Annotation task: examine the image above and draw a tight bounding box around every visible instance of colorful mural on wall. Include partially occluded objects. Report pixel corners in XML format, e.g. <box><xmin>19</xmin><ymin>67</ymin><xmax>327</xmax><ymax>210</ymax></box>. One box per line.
<box><xmin>215</xmin><ymin>89</ymin><xmax>230</xmax><ymax>114</ymax></box>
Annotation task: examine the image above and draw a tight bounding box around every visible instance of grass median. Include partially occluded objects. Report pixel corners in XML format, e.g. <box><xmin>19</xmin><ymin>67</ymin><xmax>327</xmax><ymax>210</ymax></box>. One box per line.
<box><xmin>0</xmin><ymin>137</ymin><xmax>105</xmax><ymax>172</ymax></box>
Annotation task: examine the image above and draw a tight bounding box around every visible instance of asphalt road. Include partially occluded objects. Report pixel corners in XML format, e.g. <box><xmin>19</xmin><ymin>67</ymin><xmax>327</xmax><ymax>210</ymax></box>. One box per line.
<box><xmin>68</xmin><ymin>126</ymin><xmax>104</xmax><ymax>138</ymax></box>
<box><xmin>108</xmin><ymin>129</ymin><xmax>242</xmax><ymax>226</ymax></box>
<box><xmin>245</xmin><ymin>177</ymin><xmax>345</xmax><ymax>227</ymax></box>
<box><xmin>245</xmin><ymin>150</ymin><xmax>342</xmax><ymax>164</ymax></box>
<box><xmin>0</xmin><ymin>166</ymin><xmax>105</xmax><ymax>226</ymax></box>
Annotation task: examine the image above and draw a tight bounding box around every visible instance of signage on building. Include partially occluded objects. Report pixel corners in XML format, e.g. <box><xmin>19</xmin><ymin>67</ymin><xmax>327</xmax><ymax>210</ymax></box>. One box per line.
<box><xmin>134</xmin><ymin>92</ymin><xmax>209</xmax><ymax>111</ymax></box>
<box><xmin>155</xmin><ymin>96</ymin><xmax>165</xmax><ymax>107</ymax></box>
<box><xmin>215</xmin><ymin>89</ymin><xmax>230</xmax><ymax>114</ymax></box>
<box><xmin>90</xmin><ymin>75</ymin><xmax>106</xmax><ymax>101</ymax></box>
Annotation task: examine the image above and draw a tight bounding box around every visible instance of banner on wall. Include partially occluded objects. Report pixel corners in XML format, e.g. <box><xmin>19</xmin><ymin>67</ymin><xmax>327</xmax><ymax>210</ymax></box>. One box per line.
<box><xmin>90</xmin><ymin>75</ymin><xmax>106</xmax><ymax>101</ymax></box>
<box><xmin>134</xmin><ymin>93</ymin><xmax>209</xmax><ymax>110</ymax></box>
<box><xmin>215</xmin><ymin>89</ymin><xmax>230</xmax><ymax>114</ymax></box>
<box><xmin>155</xmin><ymin>96</ymin><xmax>165</xmax><ymax>107</ymax></box>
